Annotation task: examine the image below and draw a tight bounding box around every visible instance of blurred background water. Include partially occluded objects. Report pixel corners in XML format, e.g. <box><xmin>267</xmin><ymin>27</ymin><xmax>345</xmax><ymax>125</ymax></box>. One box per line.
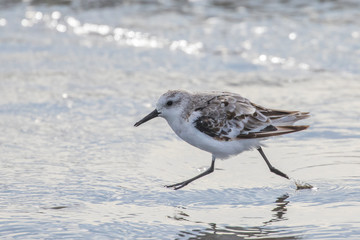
<box><xmin>0</xmin><ymin>0</ymin><xmax>360</xmax><ymax>239</ymax></box>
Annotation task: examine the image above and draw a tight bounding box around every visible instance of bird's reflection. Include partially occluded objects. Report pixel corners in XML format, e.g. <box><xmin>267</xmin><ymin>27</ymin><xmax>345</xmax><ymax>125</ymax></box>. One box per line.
<box><xmin>170</xmin><ymin>193</ymin><xmax>299</xmax><ymax>240</ymax></box>
<box><xmin>264</xmin><ymin>194</ymin><xmax>290</xmax><ymax>225</ymax></box>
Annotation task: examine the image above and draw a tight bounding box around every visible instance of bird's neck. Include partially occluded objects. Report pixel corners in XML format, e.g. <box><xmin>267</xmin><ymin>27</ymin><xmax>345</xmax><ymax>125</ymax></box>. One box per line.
<box><xmin>165</xmin><ymin>114</ymin><xmax>188</xmax><ymax>137</ymax></box>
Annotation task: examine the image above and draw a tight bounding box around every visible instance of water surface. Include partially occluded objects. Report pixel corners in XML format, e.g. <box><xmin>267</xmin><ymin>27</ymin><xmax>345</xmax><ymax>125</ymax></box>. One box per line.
<box><xmin>0</xmin><ymin>0</ymin><xmax>359</xmax><ymax>239</ymax></box>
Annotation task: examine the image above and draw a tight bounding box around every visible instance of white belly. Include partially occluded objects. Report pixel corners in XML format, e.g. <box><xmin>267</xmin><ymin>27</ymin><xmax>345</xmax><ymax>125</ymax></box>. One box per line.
<box><xmin>167</xmin><ymin>118</ymin><xmax>261</xmax><ymax>159</ymax></box>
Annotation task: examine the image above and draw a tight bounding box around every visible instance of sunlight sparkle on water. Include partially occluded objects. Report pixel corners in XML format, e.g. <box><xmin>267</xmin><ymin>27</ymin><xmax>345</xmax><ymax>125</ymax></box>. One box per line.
<box><xmin>288</xmin><ymin>32</ymin><xmax>297</xmax><ymax>40</ymax></box>
<box><xmin>56</xmin><ymin>24</ymin><xmax>67</xmax><ymax>33</ymax></box>
<box><xmin>0</xmin><ymin>18</ymin><xmax>7</xmax><ymax>26</ymax></box>
<box><xmin>51</xmin><ymin>11</ymin><xmax>61</xmax><ymax>20</ymax></box>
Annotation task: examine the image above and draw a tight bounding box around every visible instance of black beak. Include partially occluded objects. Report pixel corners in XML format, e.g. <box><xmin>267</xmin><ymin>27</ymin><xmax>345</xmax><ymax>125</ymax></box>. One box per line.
<box><xmin>134</xmin><ymin>109</ymin><xmax>160</xmax><ymax>127</ymax></box>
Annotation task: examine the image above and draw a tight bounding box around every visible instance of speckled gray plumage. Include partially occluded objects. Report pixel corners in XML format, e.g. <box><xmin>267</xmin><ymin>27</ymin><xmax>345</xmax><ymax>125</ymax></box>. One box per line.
<box><xmin>161</xmin><ymin>90</ymin><xmax>309</xmax><ymax>140</ymax></box>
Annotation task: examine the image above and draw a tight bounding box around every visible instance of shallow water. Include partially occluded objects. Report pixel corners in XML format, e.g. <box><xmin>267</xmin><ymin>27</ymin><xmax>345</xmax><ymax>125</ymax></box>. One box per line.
<box><xmin>1</xmin><ymin>0</ymin><xmax>360</xmax><ymax>239</ymax></box>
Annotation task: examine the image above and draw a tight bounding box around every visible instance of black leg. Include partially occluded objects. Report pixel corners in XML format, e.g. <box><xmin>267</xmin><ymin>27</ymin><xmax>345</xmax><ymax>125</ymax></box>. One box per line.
<box><xmin>257</xmin><ymin>147</ymin><xmax>289</xmax><ymax>179</ymax></box>
<box><xmin>166</xmin><ymin>156</ymin><xmax>216</xmax><ymax>190</ymax></box>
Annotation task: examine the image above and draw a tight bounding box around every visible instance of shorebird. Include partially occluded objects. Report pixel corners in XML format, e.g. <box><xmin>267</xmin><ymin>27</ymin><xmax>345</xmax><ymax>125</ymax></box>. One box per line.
<box><xmin>134</xmin><ymin>90</ymin><xmax>309</xmax><ymax>190</ymax></box>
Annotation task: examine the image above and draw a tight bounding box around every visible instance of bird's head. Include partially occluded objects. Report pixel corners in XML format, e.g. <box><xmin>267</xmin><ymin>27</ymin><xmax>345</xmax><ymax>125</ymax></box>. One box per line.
<box><xmin>134</xmin><ymin>90</ymin><xmax>190</xmax><ymax>127</ymax></box>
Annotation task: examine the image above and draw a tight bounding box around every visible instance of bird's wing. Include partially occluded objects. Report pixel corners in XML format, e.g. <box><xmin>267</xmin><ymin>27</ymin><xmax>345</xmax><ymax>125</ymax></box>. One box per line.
<box><xmin>192</xmin><ymin>94</ymin><xmax>270</xmax><ymax>140</ymax></box>
<box><xmin>192</xmin><ymin>93</ymin><xmax>309</xmax><ymax>140</ymax></box>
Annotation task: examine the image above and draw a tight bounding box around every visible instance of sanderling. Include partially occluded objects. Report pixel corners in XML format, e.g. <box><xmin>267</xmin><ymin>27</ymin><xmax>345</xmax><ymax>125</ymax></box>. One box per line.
<box><xmin>134</xmin><ymin>90</ymin><xmax>309</xmax><ymax>190</ymax></box>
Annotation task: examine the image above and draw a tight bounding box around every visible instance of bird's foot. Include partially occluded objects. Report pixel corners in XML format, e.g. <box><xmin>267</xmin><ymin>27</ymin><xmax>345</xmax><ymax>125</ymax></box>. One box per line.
<box><xmin>270</xmin><ymin>167</ymin><xmax>289</xmax><ymax>179</ymax></box>
<box><xmin>165</xmin><ymin>181</ymin><xmax>190</xmax><ymax>190</ymax></box>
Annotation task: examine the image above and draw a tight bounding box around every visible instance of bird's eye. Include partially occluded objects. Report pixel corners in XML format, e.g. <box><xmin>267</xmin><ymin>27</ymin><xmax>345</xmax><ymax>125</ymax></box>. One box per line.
<box><xmin>166</xmin><ymin>100</ymin><xmax>173</xmax><ymax>106</ymax></box>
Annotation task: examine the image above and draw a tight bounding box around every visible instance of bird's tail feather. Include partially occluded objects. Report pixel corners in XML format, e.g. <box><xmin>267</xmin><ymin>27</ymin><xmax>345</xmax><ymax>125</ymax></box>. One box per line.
<box><xmin>271</xmin><ymin>111</ymin><xmax>310</xmax><ymax>126</ymax></box>
<box><xmin>237</xmin><ymin>125</ymin><xmax>309</xmax><ymax>139</ymax></box>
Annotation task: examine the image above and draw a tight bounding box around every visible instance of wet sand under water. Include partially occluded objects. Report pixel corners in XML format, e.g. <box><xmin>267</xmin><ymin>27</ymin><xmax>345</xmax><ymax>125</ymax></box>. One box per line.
<box><xmin>0</xmin><ymin>1</ymin><xmax>360</xmax><ymax>239</ymax></box>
